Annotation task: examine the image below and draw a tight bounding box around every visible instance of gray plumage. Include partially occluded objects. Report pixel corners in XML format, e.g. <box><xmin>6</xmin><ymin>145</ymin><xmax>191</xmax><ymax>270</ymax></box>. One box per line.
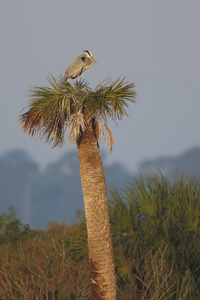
<box><xmin>63</xmin><ymin>50</ymin><xmax>97</xmax><ymax>84</ymax></box>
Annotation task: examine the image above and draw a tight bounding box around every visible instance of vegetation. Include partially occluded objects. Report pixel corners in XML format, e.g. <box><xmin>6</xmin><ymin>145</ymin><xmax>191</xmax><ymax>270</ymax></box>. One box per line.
<box><xmin>19</xmin><ymin>77</ymin><xmax>136</xmax><ymax>299</ymax></box>
<box><xmin>109</xmin><ymin>174</ymin><xmax>200</xmax><ymax>299</ymax></box>
<box><xmin>0</xmin><ymin>212</ymin><xmax>90</xmax><ymax>299</ymax></box>
<box><xmin>0</xmin><ymin>174</ymin><xmax>200</xmax><ymax>299</ymax></box>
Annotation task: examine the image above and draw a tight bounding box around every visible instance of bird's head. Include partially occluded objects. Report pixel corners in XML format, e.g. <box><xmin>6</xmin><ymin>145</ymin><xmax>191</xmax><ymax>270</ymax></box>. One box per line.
<box><xmin>84</xmin><ymin>50</ymin><xmax>97</xmax><ymax>64</ymax></box>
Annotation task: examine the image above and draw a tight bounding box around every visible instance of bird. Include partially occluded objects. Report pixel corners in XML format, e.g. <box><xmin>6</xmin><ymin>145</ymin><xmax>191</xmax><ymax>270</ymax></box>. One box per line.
<box><xmin>63</xmin><ymin>50</ymin><xmax>97</xmax><ymax>85</ymax></box>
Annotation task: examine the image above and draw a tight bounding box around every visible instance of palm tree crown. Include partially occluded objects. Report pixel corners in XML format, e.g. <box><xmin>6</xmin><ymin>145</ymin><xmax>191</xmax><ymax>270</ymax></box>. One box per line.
<box><xmin>19</xmin><ymin>77</ymin><xmax>136</xmax><ymax>150</ymax></box>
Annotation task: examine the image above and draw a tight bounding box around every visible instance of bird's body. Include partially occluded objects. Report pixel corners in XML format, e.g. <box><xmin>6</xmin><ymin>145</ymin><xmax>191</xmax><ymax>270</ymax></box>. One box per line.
<box><xmin>63</xmin><ymin>50</ymin><xmax>97</xmax><ymax>84</ymax></box>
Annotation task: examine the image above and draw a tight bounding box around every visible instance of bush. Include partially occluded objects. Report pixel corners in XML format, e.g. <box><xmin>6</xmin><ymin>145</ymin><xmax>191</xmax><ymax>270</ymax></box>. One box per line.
<box><xmin>109</xmin><ymin>174</ymin><xmax>200</xmax><ymax>299</ymax></box>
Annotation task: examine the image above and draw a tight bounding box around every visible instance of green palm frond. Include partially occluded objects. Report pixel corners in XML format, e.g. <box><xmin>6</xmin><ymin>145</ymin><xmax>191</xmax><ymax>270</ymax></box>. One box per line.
<box><xmin>109</xmin><ymin>173</ymin><xmax>200</xmax><ymax>299</ymax></box>
<box><xmin>19</xmin><ymin>76</ymin><xmax>136</xmax><ymax>149</ymax></box>
<box><xmin>88</xmin><ymin>77</ymin><xmax>136</xmax><ymax>119</ymax></box>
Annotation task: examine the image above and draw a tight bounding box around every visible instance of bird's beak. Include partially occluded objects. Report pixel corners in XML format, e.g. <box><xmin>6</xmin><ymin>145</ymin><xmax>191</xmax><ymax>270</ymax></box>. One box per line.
<box><xmin>92</xmin><ymin>57</ymin><xmax>97</xmax><ymax>64</ymax></box>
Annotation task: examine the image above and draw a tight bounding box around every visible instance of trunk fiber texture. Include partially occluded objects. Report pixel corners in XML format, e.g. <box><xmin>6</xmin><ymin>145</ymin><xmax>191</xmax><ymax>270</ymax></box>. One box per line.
<box><xmin>77</xmin><ymin>126</ymin><xmax>116</xmax><ymax>300</ymax></box>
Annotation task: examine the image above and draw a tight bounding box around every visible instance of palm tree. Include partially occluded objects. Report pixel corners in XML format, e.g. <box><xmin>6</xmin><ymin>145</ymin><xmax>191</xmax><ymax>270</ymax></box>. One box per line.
<box><xmin>19</xmin><ymin>76</ymin><xmax>136</xmax><ymax>299</ymax></box>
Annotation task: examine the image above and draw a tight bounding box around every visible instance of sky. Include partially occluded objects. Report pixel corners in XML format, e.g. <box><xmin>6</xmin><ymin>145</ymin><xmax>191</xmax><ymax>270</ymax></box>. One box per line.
<box><xmin>0</xmin><ymin>0</ymin><xmax>200</xmax><ymax>173</ymax></box>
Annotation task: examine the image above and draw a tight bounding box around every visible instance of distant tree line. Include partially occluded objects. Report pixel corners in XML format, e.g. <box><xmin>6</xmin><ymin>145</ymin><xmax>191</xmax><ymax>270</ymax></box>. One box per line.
<box><xmin>0</xmin><ymin>174</ymin><xmax>200</xmax><ymax>299</ymax></box>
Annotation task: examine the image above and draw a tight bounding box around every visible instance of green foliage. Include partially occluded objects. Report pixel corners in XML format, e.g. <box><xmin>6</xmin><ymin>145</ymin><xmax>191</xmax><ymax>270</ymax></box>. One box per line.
<box><xmin>0</xmin><ymin>174</ymin><xmax>200</xmax><ymax>298</ymax></box>
<box><xmin>109</xmin><ymin>173</ymin><xmax>200</xmax><ymax>299</ymax></box>
<box><xmin>19</xmin><ymin>77</ymin><xmax>136</xmax><ymax>151</ymax></box>
<box><xmin>0</xmin><ymin>206</ymin><xmax>28</xmax><ymax>244</ymax></box>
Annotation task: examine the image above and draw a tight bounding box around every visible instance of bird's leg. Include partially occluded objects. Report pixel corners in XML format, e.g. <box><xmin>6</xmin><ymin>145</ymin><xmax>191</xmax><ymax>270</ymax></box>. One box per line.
<box><xmin>76</xmin><ymin>72</ymin><xmax>80</xmax><ymax>88</ymax></box>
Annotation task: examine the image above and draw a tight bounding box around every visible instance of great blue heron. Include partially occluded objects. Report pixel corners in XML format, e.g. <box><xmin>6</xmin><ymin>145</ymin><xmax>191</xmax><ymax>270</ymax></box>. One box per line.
<box><xmin>63</xmin><ymin>50</ymin><xmax>97</xmax><ymax>85</ymax></box>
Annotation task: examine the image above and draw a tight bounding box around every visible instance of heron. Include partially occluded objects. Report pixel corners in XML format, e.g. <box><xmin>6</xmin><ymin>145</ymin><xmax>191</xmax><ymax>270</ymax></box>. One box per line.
<box><xmin>63</xmin><ymin>50</ymin><xmax>97</xmax><ymax>85</ymax></box>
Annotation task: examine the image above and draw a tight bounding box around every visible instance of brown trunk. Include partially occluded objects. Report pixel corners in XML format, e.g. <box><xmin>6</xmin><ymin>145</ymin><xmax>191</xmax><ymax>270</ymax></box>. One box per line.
<box><xmin>77</xmin><ymin>125</ymin><xmax>116</xmax><ymax>300</ymax></box>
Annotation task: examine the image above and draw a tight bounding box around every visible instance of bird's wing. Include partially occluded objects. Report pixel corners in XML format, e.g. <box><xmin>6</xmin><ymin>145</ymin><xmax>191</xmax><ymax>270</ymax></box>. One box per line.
<box><xmin>64</xmin><ymin>54</ymin><xmax>85</xmax><ymax>81</ymax></box>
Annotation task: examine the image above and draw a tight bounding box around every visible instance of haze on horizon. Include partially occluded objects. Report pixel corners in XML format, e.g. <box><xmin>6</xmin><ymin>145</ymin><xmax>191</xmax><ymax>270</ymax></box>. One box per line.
<box><xmin>0</xmin><ymin>0</ymin><xmax>200</xmax><ymax>172</ymax></box>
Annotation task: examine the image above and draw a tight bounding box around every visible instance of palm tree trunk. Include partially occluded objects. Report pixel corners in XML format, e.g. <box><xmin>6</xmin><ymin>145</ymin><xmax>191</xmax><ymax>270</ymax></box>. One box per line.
<box><xmin>77</xmin><ymin>125</ymin><xmax>116</xmax><ymax>300</ymax></box>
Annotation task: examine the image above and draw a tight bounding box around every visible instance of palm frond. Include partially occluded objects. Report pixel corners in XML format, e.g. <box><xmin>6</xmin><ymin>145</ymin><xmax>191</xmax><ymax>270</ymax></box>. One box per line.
<box><xmin>101</xmin><ymin>114</ymin><xmax>115</xmax><ymax>152</ymax></box>
<box><xmin>109</xmin><ymin>173</ymin><xmax>200</xmax><ymax>298</ymax></box>
<box><xmin>67</xmin><ymin>110</ymin><xmax>87</xmax><ymax>144</ymax></box>
<box><xmin>85</xmin><ymin>77</ymin><xmax>136</xmax><ymax>151</ymax></box>
<box><xmin>19</xmin><ymin>76</ymin><xmax>77</xmax><ymax>147</ymax></box>
<box><xmin>19</xmin><ymin>76</ymin><xmax>136</xmax><ymax>149</ymax></box>
<box><xmin>90</xmin><ymin>77</ymin><xmax>136</xmax><ymax>120</ymax></box>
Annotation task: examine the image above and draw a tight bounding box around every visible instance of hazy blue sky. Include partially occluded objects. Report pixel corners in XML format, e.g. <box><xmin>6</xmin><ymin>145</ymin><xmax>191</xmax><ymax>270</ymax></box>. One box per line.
<box><xmin>1</xmin><ymin>0</ymin><xmax>200</xmax><ymax>172</ymax></box>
